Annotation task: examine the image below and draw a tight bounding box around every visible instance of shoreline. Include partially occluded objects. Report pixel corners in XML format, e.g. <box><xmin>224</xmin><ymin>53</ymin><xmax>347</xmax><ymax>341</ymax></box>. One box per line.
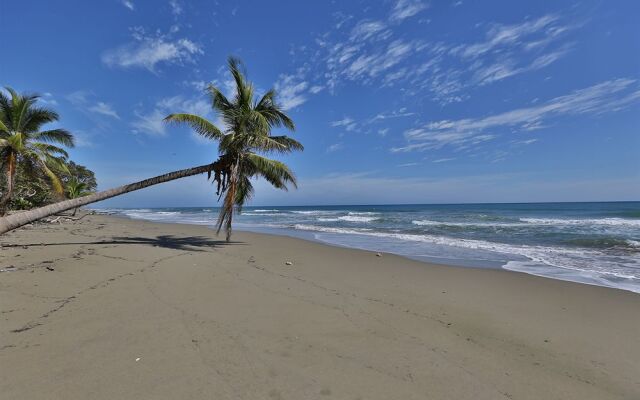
<box><xmin>102</xmin><ymin>209</ymin><xmax>640</xmax><ymax>294</ymax></box>
<box><xmin>1</xmin><ymin>213</ymin><xmax>639</xmax><ymax>399</ymax></box>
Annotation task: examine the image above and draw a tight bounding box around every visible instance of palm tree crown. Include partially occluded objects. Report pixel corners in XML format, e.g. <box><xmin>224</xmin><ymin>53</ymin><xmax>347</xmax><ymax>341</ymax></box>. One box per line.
<box><xmin>0</xmin><ymin>87</ymin><xmax>74</xmax><ymax>214</ymax></box>
<box><xmin>165</xmin><ymin>57</ymin><xmax>303</xmax><ymax>240</ymax></box>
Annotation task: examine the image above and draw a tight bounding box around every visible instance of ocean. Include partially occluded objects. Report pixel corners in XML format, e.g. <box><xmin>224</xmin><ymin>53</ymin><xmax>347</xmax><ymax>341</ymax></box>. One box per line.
<box><xmin>96</xmin><ymin>202</ymin><xmax>640</xmax><ymax>294</ymax></box>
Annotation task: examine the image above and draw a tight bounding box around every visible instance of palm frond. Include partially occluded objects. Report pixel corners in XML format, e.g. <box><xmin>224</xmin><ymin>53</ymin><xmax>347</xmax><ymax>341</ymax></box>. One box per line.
<box><xmin>22</xmin><ymin>107</ymin><xmax>60</xmax><ymax>134</ymax></box>
<box><xmin>250</xmin><ymin>135</ymin><xmax>304</xmax><ymax>154</ymax></box>
<box><xmin>31</xmin><ymin>129</ymin><xmax>74</xmax><ymax>147</ymax></box>
<box><xmin>30</xmin><ymin>142</ymin><xmax>69</xmax><ymax>158</ymax></box>
<box><xmin>38</xmin><ymin>158</ymin><xmax>65</xmax><ymax>196</ymax></box>
<box><xmin>235</xmin><ymin>175</ymin><xmax>254</xmax><ymax>212</ymax></box>
<box><xmin>247</xmin><ymin>153</ymin><xmax>297</xmax><ymax>190</ymax></box>
<box><xmin>164</xmin><ymin>113</ymin><xmax>225</xmax><ymax>140</ymax></box>
<box><xmin>255</xmin><ymin>90</ymin><xmax>295</xmax><ymax>131</ymax></box>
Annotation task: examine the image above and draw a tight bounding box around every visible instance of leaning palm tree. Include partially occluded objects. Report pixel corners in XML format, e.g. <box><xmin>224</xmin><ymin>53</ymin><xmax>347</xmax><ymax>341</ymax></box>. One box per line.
<box><xmin>165</xmin><ymin>57</ymin><xmax>302</xmax><ymax>240</ymax></box>
<box><xmin>0</xmin><ymin>88</ymin><xmax>73</xmax><ymax>215</ymax></box>
<box><xmin>0</xmin><ymin>58</ymin><xmax>303</xmax><ymax>239</ymax></box>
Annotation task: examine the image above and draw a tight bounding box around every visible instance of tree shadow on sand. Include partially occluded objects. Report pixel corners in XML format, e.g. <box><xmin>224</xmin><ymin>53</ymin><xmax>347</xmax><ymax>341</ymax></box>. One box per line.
<box><xmin>5</xmin><ymin>235</ymin><xmax>243</xmax><ymax>252</ymax></box>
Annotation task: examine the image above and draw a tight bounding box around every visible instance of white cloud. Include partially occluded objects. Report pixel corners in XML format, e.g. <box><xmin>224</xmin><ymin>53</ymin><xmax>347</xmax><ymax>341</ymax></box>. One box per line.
<box><xmin>514</xmin><ymin>138</ymin><xmax>539</xmax><ymax>145</ymax></box>
<box><xmin>39</xmin><ymin>92</ymin><xmax>58</xmax><ymax>106</ymax></box>
<box><xmin>397</xmin><ymin>14</ymin><xmax>576</xmax><ymax>103</ymax></box>
<box><xmin>276</xmin><ymin>9</ymin><xmax>576</xmax><ymax>106</ymax></box>
<box><xmin>131</xmin><ymin>109</ymin><xmax>168</xmax><ymax>136</ymax></box>
<box><xmin>88</xmin><ymin>102</ymin><xmax>120</xmax><ymax>119</ymax></box>
<box><xmin>370</xmin><ymin>108</ymin><xmax>416</xmax><ymax>122</ymax></box>
<box><xmin>309</xmin><ymin>85</ymin><xmax>324</xmax><ymax>94</ymax></box>
<box><xmin>350</xmin><ymin>20</ymin><xmax>388</xmax><ymax>41</ymax></box>
<box><xmin>72</xmin><ymin>130</ymin><xmax>96</xmax><ymax>148</ymax></box>
<box><xmin>432</xmin><ymin>158</ymin><xmax>455</xmax><ymax>163</ymax></box>
<box><xmin>331</xmin><ymin>117</ymin><xmax>357</xmax><ymax>132</ymax></box>
<box><xmin>132</xmin><ymin>95</ymin><xmax>212</xmax><ymax>136</ymax></box>
<box><xmin>327</xmin><ymin>143</ymin><xmax>344</xmax><ymax>152</ymax></box>
<box><xmin>169</xmin><ymin>0</ymin><xmax>183</xmax><ymax>15</ymax></box>
<box><xmin>274</xmin><ymin>73</ymin><xmax>309</xmax><ymax>110</ymax></box>
<box><xmin>102</xmin><ymin>30</ymin><xmax>202</xmax><ymax>72</ymax></box>
<box><xmin>392</xmin><ymin>78</ymin><xmax>640</xmax><ymax>152</ymax></box>
<box><xmin>67</xmin><ymin>91</ymin><xmax>120</xmax><ymax>120</ymax></box>
<box><xmin>121</xmin><ymin>0</ymin><xmax>134</xmax><ymax>10</ymax></box>
<box><xmin>390</xmin><ymin>0</ymin><xmax>428</xmax><ymax>22</ymax></box>
<box><xmin>455</xmin><ymin>15</ymin><xmax>559</xmax><ymax>59</ymax></box>
<box><xmin>340</xmin><ymin>39</ymin><xmax>419</xmax><ymax>84</ymax></box>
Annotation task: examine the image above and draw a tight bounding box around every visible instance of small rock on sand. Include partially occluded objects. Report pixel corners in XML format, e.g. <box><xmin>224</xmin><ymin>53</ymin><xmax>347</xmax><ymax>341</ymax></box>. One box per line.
<box><xmin>285</xmin><ymin>261</ymin><xmax>293</xmax><ymax>266</ymax></box>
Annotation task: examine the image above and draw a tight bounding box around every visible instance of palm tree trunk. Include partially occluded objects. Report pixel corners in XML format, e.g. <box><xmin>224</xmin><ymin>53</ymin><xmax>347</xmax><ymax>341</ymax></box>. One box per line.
<box><xmin>0</xmin><ymin>162</ymin><xmax>216</xmax><ymax>235</ymax></box>
<box><xmin>216</xmin><ymin>158</ymin><xmax>239</xmax><ymax>241</ymax></box>
<box><xmin>0</xmin><ymin>152</ymin><xmax>17</xmax><ymax>216</ymax></box>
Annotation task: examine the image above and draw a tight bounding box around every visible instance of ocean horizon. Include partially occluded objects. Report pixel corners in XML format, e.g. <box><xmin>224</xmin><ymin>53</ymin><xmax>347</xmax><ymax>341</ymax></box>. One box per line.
<box><xmin>95</xmin><ymin>201</ymin><xmax>640</xmax><ymax>294</ymax></box>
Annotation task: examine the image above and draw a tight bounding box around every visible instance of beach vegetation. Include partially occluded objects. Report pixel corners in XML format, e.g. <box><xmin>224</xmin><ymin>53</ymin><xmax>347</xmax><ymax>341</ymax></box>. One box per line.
<box><xmin>0</xmin><ymin>88</ymin><xmax>74</xmax><ymax>215</ymax></box>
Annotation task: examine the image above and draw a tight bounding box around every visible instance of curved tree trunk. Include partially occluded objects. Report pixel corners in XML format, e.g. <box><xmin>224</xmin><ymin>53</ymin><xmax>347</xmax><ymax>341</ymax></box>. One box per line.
<box><xmin>0</xmin><ymin>152</ymin><xmax>17</xmax><ymax>216</ymax></box>
<box><xmin>0</xmin><ymin>162</ymin><xmax>216</xmax><ymax>235</ymax></box>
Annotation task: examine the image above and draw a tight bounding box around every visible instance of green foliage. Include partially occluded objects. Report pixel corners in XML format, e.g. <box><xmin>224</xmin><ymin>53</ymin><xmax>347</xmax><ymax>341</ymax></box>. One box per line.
<box><xmin>65</xmin><ymin>177</ymin><xmax>92</xmax><ymax>199</ymax></box>
<box><xmin>0</xmin><ymin>87</ymin><xmax>75</xmax><ymax>213</ymax></box>
<box><xmin>0</xmin><ymin>88</ymin><xmax>98</xmax><ymax>211</ymax></box>
<box><xmin>62</xmin><ymin>161</ymin><xmax>97</xmax><ymax>192</ymax></box>
<box><xmin>165</xmin><ymin>57</ymin><xmax>303</xmax><ymax>240</ymax></box>
<box><xmin>1</xmin><ymin>163</ymin><xmax>52</xmax><ymax>209</ymax></box>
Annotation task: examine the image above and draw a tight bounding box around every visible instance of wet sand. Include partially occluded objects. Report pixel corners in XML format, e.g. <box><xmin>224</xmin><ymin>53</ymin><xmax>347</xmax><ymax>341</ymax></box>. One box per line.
<box><xmin>1</xmin><ymin>213</ymin><xmax>639</xmax><ymax>399</ymax></box>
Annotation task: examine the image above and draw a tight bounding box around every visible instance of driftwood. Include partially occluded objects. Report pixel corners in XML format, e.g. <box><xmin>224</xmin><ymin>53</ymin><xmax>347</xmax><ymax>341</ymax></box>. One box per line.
<box><xmin>44</xmin><ymin>211</ymin><xmax>95</xmax><ymax>224</ymax></box>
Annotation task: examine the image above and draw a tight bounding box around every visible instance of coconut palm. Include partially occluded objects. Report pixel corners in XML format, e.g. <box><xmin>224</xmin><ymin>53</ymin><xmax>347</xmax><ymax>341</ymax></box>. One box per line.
<box><xmin>66</xmin><ymin>177</ymin><xmax>93</xmax><ymax>215</ymax></box>
<box><xmin>0</xmin><ymin>88</ymin><xmax>73</xmax><ymax>215</ymax></box>
<box><xmin>0</xmin><ymin>58</ymin><xmax>302</xmax><ymax>238</ymax></box>
<box><xmin>165</xmin><ymin>57</ymin><xmax>302</xmax><ymax>240</ymax></box>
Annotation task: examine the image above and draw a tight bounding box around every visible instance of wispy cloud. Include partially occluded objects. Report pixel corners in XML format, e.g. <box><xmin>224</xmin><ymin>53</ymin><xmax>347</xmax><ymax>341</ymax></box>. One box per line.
<box><xmin>88</xmin><ymin>102</ymin><xmax>120</xmax><ymax>119</ymax></box>
<box><xmin>169</xmin><ymin>0</ymin><xmax>183</xmax><ymax>15</ymax></box>
<box><xmin>274</xmin><ymin>71</ymin><xmax>309</xmax><ymax>110</ymax></box>
<box><xmin>454</xmin><ymin>15</ymin><xmax>560</xmax><ymax>59</ymax></box>
<box><xmin>39</xmin><ymin>92</ymin><xmax>58</xmax><ymax>106</ymax></box>
<box><xmin>350</xmin><ymin>20</ymin><xmax>389</xmax><ymax>41</ymax></box>
<box><xmin>514</xmin><ymin>138</ymin><xmax>539</xmax><ymax>145</ymax></box>
<box><xmin>392</xmin><ymin>78</ymin><xmax>640</xmax><ymax>152</ymax></box>
<box><xmin>67</xmin><ymin>91</ymin><xmax>119</xmax><ymax>119</ymax></box>
<box><xmin>132</xmin><ymin>95</ymin><xmax>211</xmax><ymax>136</ymax></box>
<box><xmin>121</xmin><ymin>0</ymin><xmax>134</xmax><ymax>11</ymax></box>
<box><xmin>369</xmin><ymin>108</ymin><xmax>416</xmax><ymax>122</ymax></box>
<box><xmin>101</xmin><ymin>28</ymin><xmax>202</xmax><ymax>72</ymax></box>
<box><xmin>327</xmin><ymin>143</ymin><xmax>344</xmax><ymax>152</ymax></box>
<box><xmin>409</xmin><ymin>14</ymin><xmax>578</xmax><ymax>103</ymax></box>
<box><xmin>72</xmin><ymin>130</ymin><xmax>97</xmax><ymax>148</ymax></box>
<box><xmin>331</xmin><ymin>117</ymin><xmax>358</xmax><ymax>132</ymax></box>
<box><xmin>390</xmin><ymin>0</ymin><xmax>428</xmax><ymax>22</ymax></box>
<box><xmin>432</xmin><ymin>158</ymin><xmax>456</xmax><ymax>163</ymax></box>
<box><xmin>308</xmin><ymin>8</ymin><xmax>572</xmax><ymax>106</ymax></box>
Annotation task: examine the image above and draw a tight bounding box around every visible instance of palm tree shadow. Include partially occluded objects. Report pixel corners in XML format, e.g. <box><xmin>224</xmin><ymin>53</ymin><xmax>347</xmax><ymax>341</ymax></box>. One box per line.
<box><xmin>8</xmin><ymin>235</ymin><xmax>243</xmax><ymax>252</ymax></box>
<box><xmin>110</xmin><ymin>235</ymin><xmax>240</xmax><ymax>251</ymax></box>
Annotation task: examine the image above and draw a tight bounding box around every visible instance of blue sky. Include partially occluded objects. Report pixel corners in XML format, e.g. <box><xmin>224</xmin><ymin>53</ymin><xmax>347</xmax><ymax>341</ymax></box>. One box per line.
<box><xmin>2</xmin><ymin>0</ymin><xmax>639</xmax><ymax>206</ymax></box>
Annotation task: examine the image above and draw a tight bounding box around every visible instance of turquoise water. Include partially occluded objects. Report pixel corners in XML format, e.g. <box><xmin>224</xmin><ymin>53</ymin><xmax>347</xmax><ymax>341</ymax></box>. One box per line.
<box><xmin>98</xmin><ymin>202</ymin><xmax>640</xmax><ymax>293</ymax></box>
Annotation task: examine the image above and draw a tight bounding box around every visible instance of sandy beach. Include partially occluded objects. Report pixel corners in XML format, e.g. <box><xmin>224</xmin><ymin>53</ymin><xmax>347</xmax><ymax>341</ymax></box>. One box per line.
<box><xmin>1</xmin><ymin>213</ymin><xmax>639</xmax><ymax>399</ymax></box>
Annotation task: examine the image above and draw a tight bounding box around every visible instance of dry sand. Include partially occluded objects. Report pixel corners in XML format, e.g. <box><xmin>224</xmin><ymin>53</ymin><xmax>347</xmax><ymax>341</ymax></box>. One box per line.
<box><xmin>1</xmin><ymin>213</ymin><xmax>639</xmax><ymax>399</ymax></box>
